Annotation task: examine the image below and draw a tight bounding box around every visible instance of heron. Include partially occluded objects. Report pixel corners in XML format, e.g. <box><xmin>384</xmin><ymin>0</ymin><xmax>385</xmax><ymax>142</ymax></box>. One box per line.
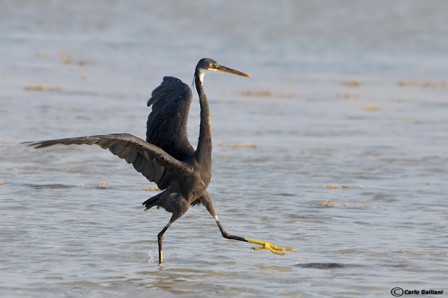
<box><xmin>25</xmin><ymin>58</ymin><xmax>293</xmax><ymax>264</ymax></box>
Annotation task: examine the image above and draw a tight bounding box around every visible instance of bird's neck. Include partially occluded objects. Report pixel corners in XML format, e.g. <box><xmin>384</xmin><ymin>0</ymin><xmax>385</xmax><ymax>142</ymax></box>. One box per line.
<box><xmin>194</xmin><ymin>73</ymin><xmax>212</xmax><ymax>174</ymax></box>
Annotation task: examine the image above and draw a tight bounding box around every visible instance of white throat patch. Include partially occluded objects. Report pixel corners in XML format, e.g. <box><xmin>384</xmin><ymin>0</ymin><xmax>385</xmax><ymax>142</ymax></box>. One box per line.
<box><xmin>197</xmin><ymin>68</ymin><xmax>218</xmax><ymax>85</ymax></box>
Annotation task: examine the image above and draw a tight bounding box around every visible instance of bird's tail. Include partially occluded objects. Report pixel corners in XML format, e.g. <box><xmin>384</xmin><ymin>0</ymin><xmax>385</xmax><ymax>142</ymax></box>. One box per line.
<box><xmin>142</xmin><ymin>193</ymin><xmax>162</xmax><ymax>211</ymax></box>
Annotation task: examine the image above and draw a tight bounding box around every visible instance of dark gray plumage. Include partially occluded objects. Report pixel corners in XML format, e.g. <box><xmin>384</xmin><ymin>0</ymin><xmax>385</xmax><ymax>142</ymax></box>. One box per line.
<box><xmin>25</xmin><ymin>58</ymin><xmax>293</xmax><ymax>264</ymax></box>
<box><xmin>28</xmin><ymin>133</ymin><xmax>185</xmax><ymax>189</ymax></box>
<box><xmin>146</xmin><ymin>76</ymin><xmax>194</xmax><ymax>162</ymax></box>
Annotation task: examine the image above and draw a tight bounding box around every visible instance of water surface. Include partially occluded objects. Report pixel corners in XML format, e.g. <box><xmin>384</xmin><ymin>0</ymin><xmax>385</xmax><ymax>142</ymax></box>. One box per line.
<box><xmin>1</xmin><ymin>1</ymin><xmax>447</xmax><ymax>297</ymax></box>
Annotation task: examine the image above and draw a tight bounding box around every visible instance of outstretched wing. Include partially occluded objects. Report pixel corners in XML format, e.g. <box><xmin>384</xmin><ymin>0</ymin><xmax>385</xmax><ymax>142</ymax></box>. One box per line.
<box><xmin>25</xmin><ymin>133</ymin><xmax>190</xmax><ymax>190</ymax></box>
<box><xmin>146</xmin><ymin>76</ymin><xmax>195</xmax><ymax>161</ymax></box>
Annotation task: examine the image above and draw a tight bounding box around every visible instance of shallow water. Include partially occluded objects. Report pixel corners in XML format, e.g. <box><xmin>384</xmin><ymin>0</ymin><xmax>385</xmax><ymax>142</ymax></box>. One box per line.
<box><xmin>1</xmin><ymin>1</ymin><xmax>448</xmax><ymax>297</ymax></box>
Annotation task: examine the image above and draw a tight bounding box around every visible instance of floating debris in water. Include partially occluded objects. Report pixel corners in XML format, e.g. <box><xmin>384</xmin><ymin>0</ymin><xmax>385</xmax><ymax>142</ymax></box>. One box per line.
<box><xmin>24</xmin><ymin>85</ymin><xmax>45</xmax><ymax>91</ymax></box>
<box><xmin>26</xmin><ymin>183</ymin><xmax>72</xmax><ymax>189</ymax></box>
<box><xmin>24</xmin><ymin>85</ymin><xmax>62</xmax><ymax>92</ymax></box>
<box><xmin>217</xmin><ymin>140</ymin><xmax>257</xmax><ymax>149</ymax></box>
<box><xmin>229</xmin><ymin>143</ymin><xmax>257</xmax><ymax>149</ymax></box>
<box><xmin>340</xmin><ymin>80</ymin><xmax>362</xmax><ymax>87</ymax></box>
<box><xmin>242</xmin><ymin>89</ymin><xmax>274</xmax><ymax>97</ymax></box>
<box><xmin>34</xmin><ymin>51</ymin><xmax>87</xmax><ymax>66</ymax></box>
<box><xmin>336</xmin><ymin>93</ymin><xmax>361</xmax><ymax>100</ymax></box>
<box><xmin>312</xmin><ymin>200</ymin><xmax>350</xmax><ymax>207</ymax></box>
<box><xmin>241</xmin><ymin>89</ymin><xmax>296</xmax><ymax>99</ymax></box>
<box><xmin>59</xmin><ymin>52</ymin><xmax>72</xmax><ymax>65</ymax></box>
<box><xmin>144</xmin><ymin>187</ymin><xmax>160</xmax><ymax>192</ymax></box>
<box><xmin>321</xmin><ymin>184</ymin><xmax>358</xmax><ymax>189</ymax></box>
<box><xmin>97</xmin><ymin>181</ymin><xmax>106</xmax><ymax>189</ymax></box>
<box><xmin>398</xmin><ymin>80</ymin><xmax>448</xmax><ymax>89</ymax></box>
<box><xmin>296</xmin><ymin>262</ymin><xmax>348</xmax><ymax>269</ymax></box>
<box><xmin>59</xmin><ymin>52</ymin><xmax>87</xmax><ymax>66</ymax></box>
<box><xmin>364</xmin><ymin>105</ymin><xmax>383</xmax><ymax>112</ymax></box>
<box><xmin>321</xmin><ymin>184</ymin><xmax>337</xmax><ymax>189</ymax></box>
<box><xmin>318</xmin><ymin>200</ymin><xmax>340</xmax><ymax>207</ymax></box>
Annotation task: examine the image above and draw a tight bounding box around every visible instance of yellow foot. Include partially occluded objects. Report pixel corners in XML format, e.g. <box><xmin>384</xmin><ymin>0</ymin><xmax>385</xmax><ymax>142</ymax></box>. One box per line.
<box><xmin>245</xmin><ymin>238</ymin><xmax>294</xmax><ymax>255</ymax></box>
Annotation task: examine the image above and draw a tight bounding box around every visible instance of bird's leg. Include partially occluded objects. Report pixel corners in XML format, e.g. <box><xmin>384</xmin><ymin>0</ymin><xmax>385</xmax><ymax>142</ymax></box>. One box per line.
<box><xmin>200</xmin><ymin>192</ymin><xmax>294</xmax><ymax>255</ymax></box>
<box><xmin>154</xmin><ymin>193</ymin><xmax>190</xmax><ymax>264</ymax></box>
<box><xmin>157</xmin><ymin>212</ymin><xmax>182</xmax><ymax>264</ymax></box>
<box><xmin>157</xmin><ymin>222</ymin><xmax>170</xmax><ymax>264</ymax></box>
<box><xmin>214</xmin><ymin>215</ymin><xmax>294</xmax><ymax>255</ymax></box>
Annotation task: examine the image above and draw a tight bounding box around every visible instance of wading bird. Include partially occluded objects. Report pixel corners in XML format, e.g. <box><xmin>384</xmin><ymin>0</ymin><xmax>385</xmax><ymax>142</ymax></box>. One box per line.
<box><xmin>25</xmin><ymin>58</ymin><xmax>293</xmax><ymax>264</ymax></box>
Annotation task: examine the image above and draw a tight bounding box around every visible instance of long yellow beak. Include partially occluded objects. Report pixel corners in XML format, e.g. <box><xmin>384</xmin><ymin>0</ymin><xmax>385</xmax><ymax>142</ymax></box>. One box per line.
<box><xmin>216</xmin><ymin>65</ymin><xmax>251</xmax><ymax>78</ymax></box>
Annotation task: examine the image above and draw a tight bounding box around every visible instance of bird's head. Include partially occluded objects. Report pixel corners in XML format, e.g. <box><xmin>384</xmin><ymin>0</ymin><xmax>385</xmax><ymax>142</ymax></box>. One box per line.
<box><xmin>195</xmin><ymin>58</ymin><xmax>250</xmax><ymax>85</ymax></box>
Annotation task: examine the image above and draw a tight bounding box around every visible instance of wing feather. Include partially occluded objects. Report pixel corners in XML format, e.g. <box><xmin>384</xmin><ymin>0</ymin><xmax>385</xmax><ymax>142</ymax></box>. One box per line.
<box><xmin>146</xmin><ymin>76</ymin><xmax>195</xmax><ymax>161</ymax></box>
<box><xmin>24</xmin><ymin>133</ymin><xmax>189</xmax><ymax>189</ymax></box>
